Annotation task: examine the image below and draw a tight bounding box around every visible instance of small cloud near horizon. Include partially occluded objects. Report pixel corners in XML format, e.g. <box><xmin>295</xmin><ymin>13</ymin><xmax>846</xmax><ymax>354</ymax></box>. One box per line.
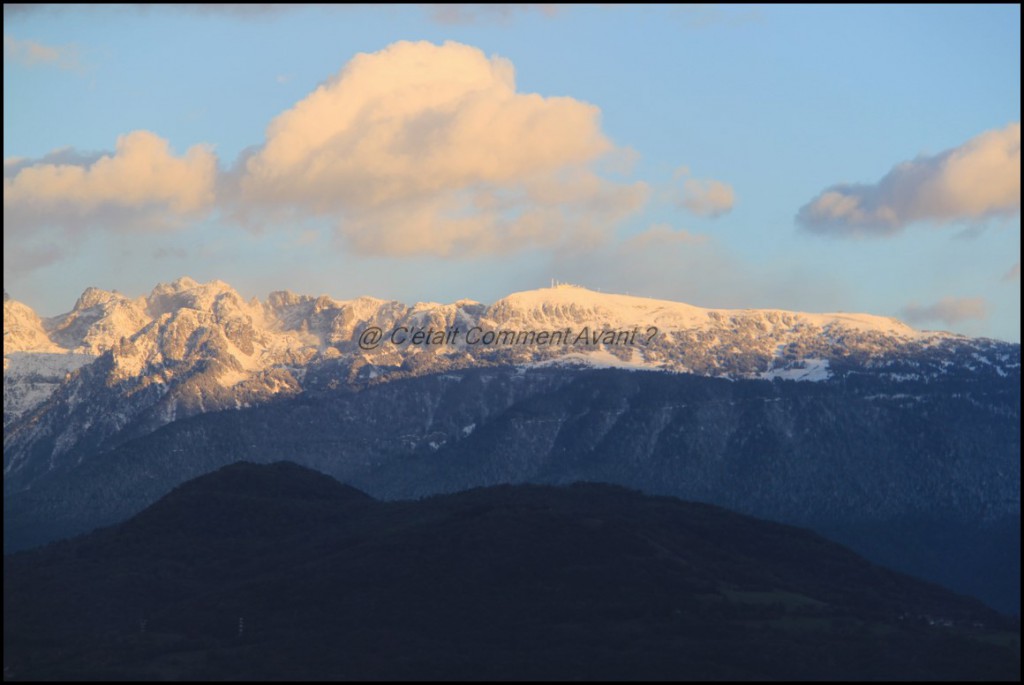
<box><xmin>671</xmin><ymin>167</ymin><xmax>736</xmax><ymax>218</ymax></box>
<box><xmin>4</xmin><ymin>34</ymin><xmax>81</xmax><ymax>71</ymax></box>
<box><xmin>900</xmin><ymin>297</ymin><xmax>988</xmax><ymax>327</ymax></box>
<box><xmin>798</xmin><ymin>122</ymin><xmax>1020</xmax><ymax>237</ymax></box>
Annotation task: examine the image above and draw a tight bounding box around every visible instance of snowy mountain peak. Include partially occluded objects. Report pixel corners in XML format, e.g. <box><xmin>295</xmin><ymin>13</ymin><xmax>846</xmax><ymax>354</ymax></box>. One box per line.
<box><xmin>47</xmin><ymin>288</ymin><xmax>150</xmax><ymax>355</ymax></box>
<box><xmin>146</xmin><ymin>276</ymin><xmax>238</xmax><ymax>303</ymax></box>
<box><xmin>491</xmin><ymin>285</ymin><xmax>706</xmax><ymax>326</ymax></box>
<box><xmin>166</xmin><ymin>276</ymin><xmax>200</xmax><ymax>291</ymax></box>
<box><xmin>312</xmin><ymin>294</ymin><xmax>341</xmax><ymax>313</ymax></box>
<box><xmin>4</xmin><ymin>277</ymin><xmax>1017</xmax><ymax>438</ymax></box>
<box><xmin>72</xmin><ymin>287</ymin><xmax>125</xmax><ymax>312</ymax></box>
<box><xmin>146</xmin><ymin>277</ymin><xmax>248</xmax><ymax>319</ymax></box>
<box><xmin>266</xmin><ymin>290</ymin><xmax>304</xmax><ymax>309</ymax></box>
<box><xmin>490</xmin><ymin>285</ymin><xmax>931</xmax><ymax>340</ymax></box>
<box><xmin>4</xmin><ymin>277</ymin><xmax>1018</xmax><ymax>487</ymax></box>
<box><xmin>3</xmin><ymin>296</ymin><xmax>59</xmax><ymax>356</ymax></box>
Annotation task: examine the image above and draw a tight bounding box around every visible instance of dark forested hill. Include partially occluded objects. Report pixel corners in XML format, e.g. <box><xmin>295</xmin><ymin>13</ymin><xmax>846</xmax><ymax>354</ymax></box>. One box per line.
<box><xmin>4</xmin><ymin>462</ymin><xmax>1019</xmax><ymax>681</ymax></box>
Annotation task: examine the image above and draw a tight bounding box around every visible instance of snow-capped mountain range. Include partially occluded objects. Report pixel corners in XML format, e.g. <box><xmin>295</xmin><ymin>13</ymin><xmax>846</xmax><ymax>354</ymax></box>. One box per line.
<box><xmin>4</xmin><ymin>279</ymin><xmax>1019</xmax><ymax>614</ymax></box>
<box><xmin>3</xmin><ymin>277</ymin><xmax>1017</xmax><ymax>481</ymax></box>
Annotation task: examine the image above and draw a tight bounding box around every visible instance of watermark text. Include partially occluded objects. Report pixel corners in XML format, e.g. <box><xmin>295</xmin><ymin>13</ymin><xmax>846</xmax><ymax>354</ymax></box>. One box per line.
<box><xmin>358</xmin><ymin>325</ymin><xmax>659</xmax><ymax>351</ymax></box>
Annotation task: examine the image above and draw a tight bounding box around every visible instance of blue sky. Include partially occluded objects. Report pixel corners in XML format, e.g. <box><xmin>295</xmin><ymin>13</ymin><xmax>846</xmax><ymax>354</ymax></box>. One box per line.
<box><xmin>4</xmin><ymin>4</ymin><xmax>1020</xmax><ymax>341</ymax></box>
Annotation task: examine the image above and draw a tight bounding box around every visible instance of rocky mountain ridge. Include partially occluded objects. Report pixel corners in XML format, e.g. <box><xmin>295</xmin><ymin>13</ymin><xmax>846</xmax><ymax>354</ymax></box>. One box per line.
<box><xmin>5</xmin><ymin>276</ymin><xmax>1014</xmax><ymax>427</ymax></box>
<box><xmin>4</xmin><ymin>279</ymin><xmax>1019</xmax><ymax>613</ymax></box>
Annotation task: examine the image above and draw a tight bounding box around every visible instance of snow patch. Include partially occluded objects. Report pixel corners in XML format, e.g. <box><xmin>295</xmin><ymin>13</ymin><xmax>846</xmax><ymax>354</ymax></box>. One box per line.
<box><xmin>537</xmin><ymin>349</ymin><xmax>665</xmax><ymax>372</ymax></box>
<box><xmin>761</xmin><ymin>358</ymin><xmax>831</xmax><ymax>382</ymax></box>
<box><xmin>491</xmin><ymin>285</ymin><xmax>929</xmax><ymax>339</ymax></box>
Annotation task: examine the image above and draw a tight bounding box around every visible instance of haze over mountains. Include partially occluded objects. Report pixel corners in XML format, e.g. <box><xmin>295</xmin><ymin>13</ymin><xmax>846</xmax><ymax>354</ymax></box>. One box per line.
<box><xmin>3</xmin><ymin>278</ymin><xmax>1020</xmax><ymax>614</ymax></box>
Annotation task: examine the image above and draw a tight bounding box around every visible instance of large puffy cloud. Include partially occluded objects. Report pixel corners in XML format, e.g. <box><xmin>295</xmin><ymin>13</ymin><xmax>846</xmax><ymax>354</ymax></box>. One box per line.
<box><xmin>900</xmin><ymin>297</ymin><xmax>988</xmax><ymax>326</ymax></box>
<box><xmin>4</xmin><ymin>130</ymin><xmax>216</xmax><ymax>224</ymax></box>
<box><xmin>798</xmin><ymin>123</ymin><xmax>1020</xmax><ymax>237</ymax></box>
<box><xmin>238</xmin><ymin>40</ymin><xmax>647</xmax><ymax>256</ymax></box>
<box><xmin>4</xmin><ymin>131</ymin><xmax>216</xmax><ymax>275</ymax></box>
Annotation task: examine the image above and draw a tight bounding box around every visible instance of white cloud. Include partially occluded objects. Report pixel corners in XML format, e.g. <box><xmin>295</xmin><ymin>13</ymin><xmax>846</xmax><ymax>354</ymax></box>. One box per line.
<box><xmin>5</xmin><ymin>131</ymin><xmax>216</xmax><ymax>221</ymax></box>
<box><xmin>238</xmin><ymin>40</ymin><xmax>647</xmax><ymax>256</ymax></box>
<box><xmin>900</xmin><ymin>297</ymin><xmax>988</xmax><ymax>326</ymax></box>
<box><xmin>799</xmin><ymin>123</ymin><xmax>1021</xmax><ymax>237</ymax></box>
<box><xmin>3</xmin><ymin>34</ymin><xmax>79</xmax><ymax>70</ymax></box>
<box><xmin>4</xmin><ymin>131</ymin><xmax>217</xmax><ymax>276</ymax></box>
<box><xmin>671</xmin><ymin>167</ymin><xmax>735</xmax><ymax>218</ymax></box>
<box><xmin>624</xmin><ymin>223</ymin><xmax>709</xmax><ymax>249</ymax></box>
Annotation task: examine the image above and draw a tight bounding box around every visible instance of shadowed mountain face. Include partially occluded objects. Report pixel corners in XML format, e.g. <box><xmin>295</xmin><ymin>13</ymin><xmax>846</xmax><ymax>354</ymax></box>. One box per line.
<box><xmin>6</xmin><ymin>367</ymin><xmax>1019</xmax><ymax>616</ymax></box>
<box><xmin>4</xmin><ymin>462</ymin><xmax>1020</xmax><ymax>681</ymax></box>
